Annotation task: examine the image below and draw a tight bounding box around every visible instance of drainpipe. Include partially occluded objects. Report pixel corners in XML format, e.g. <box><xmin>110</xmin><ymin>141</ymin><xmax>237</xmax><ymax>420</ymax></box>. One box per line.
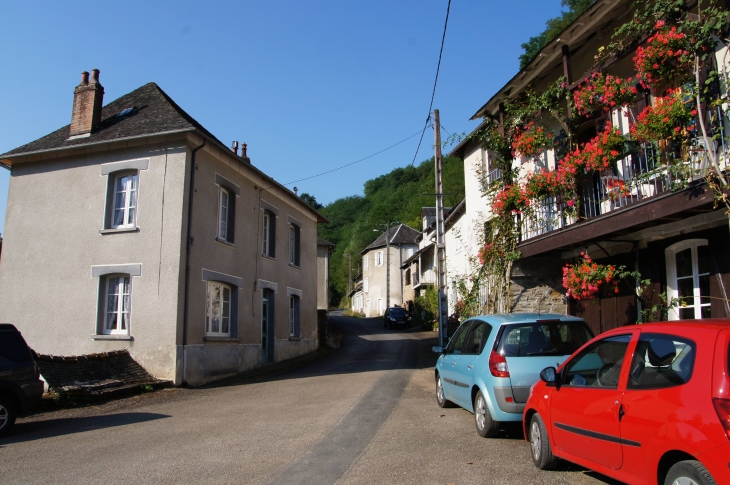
<box><xmin>181</xmin><ymin>137</ymin><xmax>206</xmax><ymax>384</ymax></box>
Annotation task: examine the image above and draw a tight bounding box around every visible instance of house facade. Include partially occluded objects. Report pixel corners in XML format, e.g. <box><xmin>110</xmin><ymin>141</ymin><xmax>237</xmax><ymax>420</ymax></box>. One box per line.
<box><xmin>360</xmin><ymin>224</ymin><xmax>419</xmax><ymax>316</ymax></box>
<box><xmin>317</xmin><ymin>237</ymin><xmax>335</xmax><ymax>344</ymax></box>
<box><xmin>0</xmin><ymin>71</ymin><xmax>327</xmax><ymax>385</ymax></box>
<box><xmin>448</xmin><ymin>0</ymin><xmax>730</xmax><ymax>335</ymax></box>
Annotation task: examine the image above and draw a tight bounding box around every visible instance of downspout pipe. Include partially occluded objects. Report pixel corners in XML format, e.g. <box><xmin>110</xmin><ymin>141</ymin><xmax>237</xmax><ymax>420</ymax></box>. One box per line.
<box><xmin>181</xmin><ymin>137</ymin><xmax>206</xmax><ymax>384</ymax></box>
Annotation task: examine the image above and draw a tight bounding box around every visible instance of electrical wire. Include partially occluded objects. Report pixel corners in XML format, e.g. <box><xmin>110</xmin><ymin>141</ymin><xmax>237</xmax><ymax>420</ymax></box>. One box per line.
<box><xmin>409</xmin><ymin>0</ymin><xmax>452</xmax><ymax>167</ymax></box>
<box><xmin>281</xmin><ymin>128</ymin><xmax>427</xmax><ymax>186</ymax></box>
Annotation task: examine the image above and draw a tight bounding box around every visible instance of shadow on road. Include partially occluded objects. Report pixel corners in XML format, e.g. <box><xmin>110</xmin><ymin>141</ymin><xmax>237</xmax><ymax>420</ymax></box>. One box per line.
<box><xmin>0</xmin><ymin>412</ymin><xmax>170</xmax><ymax>446</ymax></box>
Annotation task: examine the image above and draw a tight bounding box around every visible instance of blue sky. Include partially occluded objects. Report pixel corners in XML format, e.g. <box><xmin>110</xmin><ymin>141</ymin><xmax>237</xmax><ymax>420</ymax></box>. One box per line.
<box><xmin>0</xmin><ymin>0</ymin><xmax>564</xmax><ymax>235</ymax></box>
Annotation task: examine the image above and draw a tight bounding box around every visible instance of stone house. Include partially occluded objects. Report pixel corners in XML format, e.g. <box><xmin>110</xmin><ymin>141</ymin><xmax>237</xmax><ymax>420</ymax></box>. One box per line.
<box><xmin>360</xmin><ymin>224</ymin><xmax>419</xmax><ymax>316</ymax></box>
<box><xmin>448</xmin><ymin>0</ymin><xmax>730</xmax><ymax>334</ymax></box>
<box><xmin>0</xmin><ymin>70</ymin><xmax>327</xmax><ymax>385</ymax></box>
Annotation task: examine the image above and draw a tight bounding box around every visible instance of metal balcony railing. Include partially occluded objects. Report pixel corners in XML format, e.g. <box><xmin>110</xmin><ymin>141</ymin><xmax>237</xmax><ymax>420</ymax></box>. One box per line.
<box><xmin>519</xmin><ymin>107</ymin><xmax>728</xmax><ymax>242</ymax></box>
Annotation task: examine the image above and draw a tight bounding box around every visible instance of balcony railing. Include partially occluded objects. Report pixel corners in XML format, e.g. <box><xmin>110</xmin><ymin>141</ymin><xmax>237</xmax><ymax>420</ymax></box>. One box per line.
<box><xmin>520</xmin><ymin>107</ymin><xmax>728</xmax><ymax>242</ymax></box>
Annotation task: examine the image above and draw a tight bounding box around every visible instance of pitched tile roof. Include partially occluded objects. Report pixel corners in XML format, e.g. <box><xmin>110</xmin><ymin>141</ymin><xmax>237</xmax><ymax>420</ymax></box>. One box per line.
<box><xmin>0</xmin><ymin>82</ymin><xmax>219</xmax><ymax>158</ymax></box>
<box><xmin>361</xmin><ymin>223</ymin><xmax>420</xmax><ymax>254</ymax></box>
<box><xmin>0</xmin><ymin>81</ymin><xmax>329</xmax><ymax>223</ymax></box>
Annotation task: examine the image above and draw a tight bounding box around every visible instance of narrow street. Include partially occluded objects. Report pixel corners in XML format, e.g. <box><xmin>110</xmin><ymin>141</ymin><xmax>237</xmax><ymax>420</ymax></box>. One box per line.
<box><xmin>0</xmin><ymin>312</ymin><xmax>617</xmax><ymax>485</ymax></box>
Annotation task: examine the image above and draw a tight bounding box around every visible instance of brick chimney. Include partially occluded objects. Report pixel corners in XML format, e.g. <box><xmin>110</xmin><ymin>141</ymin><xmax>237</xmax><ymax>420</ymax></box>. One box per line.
<box><xmin>241</xmin><ymin>142</ymin><xmax>251</xmax><ymax>163</ymax></box>
<box><xmin>69</xmin><ymin>69</ymin><xmax>104</xmax><ymax>137</ymax></box>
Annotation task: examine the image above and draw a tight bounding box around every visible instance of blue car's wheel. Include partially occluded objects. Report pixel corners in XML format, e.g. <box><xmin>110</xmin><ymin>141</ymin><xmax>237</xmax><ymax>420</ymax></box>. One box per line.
<box><xmin>436</xmin><ymin>374</ymin><xmax>454</xmax><ymax>408</ymax></box>
<box><xmin>474</xmin><ymin>391</ymin><xmax>499</xmax><ymax>438</ymax></box>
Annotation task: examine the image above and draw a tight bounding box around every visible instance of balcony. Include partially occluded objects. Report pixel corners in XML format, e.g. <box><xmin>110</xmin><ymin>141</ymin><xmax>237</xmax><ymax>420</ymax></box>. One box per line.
<box><xmin>519</xmin><ymin>108</ymin><xmax>729</xmax><ymax>245</ymax></box>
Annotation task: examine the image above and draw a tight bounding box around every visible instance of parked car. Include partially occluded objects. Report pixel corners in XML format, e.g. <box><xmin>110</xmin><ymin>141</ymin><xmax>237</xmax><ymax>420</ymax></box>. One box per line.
<box><xmin>0</xmin><ymin>324</ymin><xmax>44</xmax><ymax>437</ymax></box>
<box><xmin>524</xmin><ymin>321</ymin><xmax>730</xmax><ymax>485</ymax></box>
<box><xmin>383</xmin><ymin>307</ymin><xmax>410</xmax><ymax>329</ymax></box>
<box><xmin>433</xmin><ymin>313</ymin><xmax>593</xmax><ymax>438</ymax></box>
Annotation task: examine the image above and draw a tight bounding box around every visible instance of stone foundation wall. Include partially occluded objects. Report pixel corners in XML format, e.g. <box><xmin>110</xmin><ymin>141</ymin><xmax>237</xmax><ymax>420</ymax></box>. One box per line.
<box><xmin>509</xmin><ymin>256</ymin><xmax>566</xmax><ymax>314</ymax></box>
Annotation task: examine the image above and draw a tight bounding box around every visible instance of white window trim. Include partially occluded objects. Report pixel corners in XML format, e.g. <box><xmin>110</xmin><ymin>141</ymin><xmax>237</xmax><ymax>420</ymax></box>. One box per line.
<box><xmin>375</xmin><ymin>251</ymin><xmax>384</xmax><ymax>267</ymax></box>
<box><xmin>206</xmin><ymin>281</ymin><xmax>232</xmax><ymax>336</ymax></box>
<box><xmin>111</xmin><ymin>172</ymin><xmax>138</xmax><ymax>229</ymax></box>
<box><xmin>665</xmin><ymin>238</ymin><xmax>710</xmax><ymax>320</ymax></box>
<box><xmin>263</xmin><ymin>211</ymin><xmax>272</xmax><ymax>257</ymax></box>
<box><xmin>364</xmin><ymin>277</ymin><xmax>369</xmax><ymax>293</ymax></box>
<box><xmin>363</xmin><ymin>256</ymin><xmax>369</xmax><ymax>271</ymax></box>
<box><xmin>218</xmin><ymin>187</ymin><xmax>230</xmax><ymax>241</ymax></box>
<box><xmin>103</xmin><ymin>275</ymin><xmax>131</xmax><ymax>335</ymax></box>
<box><xmin>289</xmin><ymin>295</ymin><xmax>300</xmax><ymax>337</ymax></box>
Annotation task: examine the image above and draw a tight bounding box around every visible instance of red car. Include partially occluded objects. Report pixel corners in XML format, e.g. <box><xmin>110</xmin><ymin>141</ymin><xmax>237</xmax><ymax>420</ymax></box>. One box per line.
<box><xmin>523</xmin><ymin>321</ymin><xmax>730</xmax><ymax>485</ymax></box>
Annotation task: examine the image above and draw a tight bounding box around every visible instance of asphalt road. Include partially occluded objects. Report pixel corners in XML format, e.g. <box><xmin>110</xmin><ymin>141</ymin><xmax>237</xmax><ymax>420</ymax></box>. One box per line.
<box><xmin>0</xmin><ymin>312</ymin><xmax>619</xmax><ymax>485</ymax></box>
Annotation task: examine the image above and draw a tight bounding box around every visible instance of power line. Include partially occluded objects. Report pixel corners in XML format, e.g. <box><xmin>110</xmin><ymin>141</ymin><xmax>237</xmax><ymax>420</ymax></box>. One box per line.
<box><xmin>410</xmin><ymin>0</ymin><xmax>452</xmax><ymax>167</ymax></box>
<box><xmin>282</xmin><ymin>128</ymin><xmax>425</xmax><ymax>186</ymax></box>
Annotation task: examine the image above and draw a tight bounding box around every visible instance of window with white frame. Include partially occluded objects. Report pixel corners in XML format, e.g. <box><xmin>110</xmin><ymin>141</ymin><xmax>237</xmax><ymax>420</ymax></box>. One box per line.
<box><xmin>375</xmin><ymin>251</ymin><xmax>384</xmax><ymax>267</ymax></box>
<box><xmin>104</xmin><ymin>275</ymin><xmax>131</xmax><ymax>334</ymax></box>
<box><xmin>206</xmin><ymin>281</ymin><xmax>231</xmax><ymax>336</ymax></box>
<box><xmin>263</xmin><ymin>210</ymin><xmax>276</xmax><ymax>257</ymax></box>
<box><xmin>289</xmin><ymin>223</ymin><xmax>301</xmax><ymax>266</ymax></box>
<box><xmin>363</xmin><ymin>256</ymin><xmax>369</xmax><ymax>271</ymax></box>
<box><xmin>364</xmin><ymin>278</ymin><xmax>369</xmax><ymax>293</ymax></box>
<box><xmin>665</xmin><ymin>239</ymin><xmax>711</xmax><ymax>320</ymax></box>
<box><xmin>218</xmin><ymin>187</ymin><xmax>231</xmax><ymax>242</ymax></box>
<box><xmin>289</xmin><ymin>295</ymin><xmax>300</xmax><ymax>337</ymax></box>
<box><xmin>112</xmin><ymin>173</ymin><xmax>138</xmax><ymax>229</ymax></box>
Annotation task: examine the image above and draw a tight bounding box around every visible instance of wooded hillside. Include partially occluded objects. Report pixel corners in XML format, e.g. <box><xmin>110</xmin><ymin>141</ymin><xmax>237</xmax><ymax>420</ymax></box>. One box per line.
<box><xmin>312</xmin><ymin>156</ymin><xmax>464</xmax><ymax>306</ymax></box>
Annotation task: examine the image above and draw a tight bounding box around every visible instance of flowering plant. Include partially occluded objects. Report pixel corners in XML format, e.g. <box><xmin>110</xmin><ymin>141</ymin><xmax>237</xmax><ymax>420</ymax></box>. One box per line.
<box><xmin>524</xmin><ymin>169</ymin><xmax>569</xmax><ymax>199</ymax></box>
<box><xmin>491</xmin><ymin>184</ymin><xmax>530</xmax><ymax>217</ymax></box>
<box><xmin>573</xmin><ymin>73</ymin><xmax>639</xmax><ymax>116</ymax></box>
<box><xmin>512</xmin><ymin>122</ymin><xmax>554</xmax><ymax>159</ymax></box>
<box><xmin>556</xmin><ymin>124</ymin><xmax>626</xmax><ymax>186</ymax></box>
<box><xmin>634</xmin><ymin>22</ymin><xmax>692</xmax><ymax>87</ymax></box>
<box><xmin>630</xmin><ymin>89</ymin><xmax>696</xmax><ymax>141</ymax></box>
<box><xmin>562</xmin><ymin>253</ymin><xmax>620</xmax><ymax>300</ymax></box>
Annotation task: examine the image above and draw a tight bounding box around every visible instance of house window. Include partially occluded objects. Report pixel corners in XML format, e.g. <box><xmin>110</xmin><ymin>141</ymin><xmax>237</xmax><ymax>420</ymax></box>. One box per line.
<box><xmin>289</xmin><ymin>223</ymin><xmax>300</xmax><ymax>266</ymax></box>
<box><xmin>103</xmin><ymin>275</ymin><xmax>131</xmax><ymax>334</ymax></box>
<box><xmin>206</xmin><ymin>281</ymin><xmax>231</xmax><ymax>336</ymax></box>
<box><xmin>263</xmin><ymin>210</ymin><xmax>276</xmax><ymax>258</ymax></box>
<box><xmin>666</xmin><ymin>239</ymin><xmax>711</xmax><ymax>320</ymax></box>
<box><xmin>289</xmin><ymin>295</ymin><xmax>300</xmax><ymax>337</ymax></box>
<box><xmin>364</xmin><ymin>278</ymin><xmax>369</xmax><ymax>293</ymax></box>
<box><xmin>363</xmin><ymin>256</ymin><xmax>369</xmax><ymax>271</ymax></box>
<box><xmin>375</xmin><ymin>251</ymin><xmax>384</xmax><ymax>267</ymax></box>
<box><xmin>377</xmin><ymin>298</ymin><xmax>383</xmax><ymax>315</ymax></box>
<box><xmin>112</xmin><ymin>173</ymin><xmax>138</xmax><ymax>229</ymax></box>
<box><xmin>405</xmin><ymin>268</ymin><xmax>411</xmax><ymax>286</ymax></box>
<box><xmin>217</xmin><ymin>186</ymin><xmax>236</xmax><ymax>244</ymax></box>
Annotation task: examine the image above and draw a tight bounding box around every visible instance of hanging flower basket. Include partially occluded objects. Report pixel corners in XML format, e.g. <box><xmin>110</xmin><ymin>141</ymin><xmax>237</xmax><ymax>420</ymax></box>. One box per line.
<box><xmin>630</xmin><ymin>89</ymin><xmax>696</xmax><ymax>142</ymax></box>
<box><xmin>634</xmin><ymin>22</ymin><xmax>693</xmax><ymax>88</ymax></box>
<box><xmin>562</xmin><ymin>253</ymin><xmax>620</xmax><ymax>300</ymax></box>
<box><xmin>573</xmin><ymin>73</ymin><xmax>639</xmax><ymax>117</ymax></box>
<box><xmin>512</xmin><ymin>122</ymin><xmax>554</xmax><ymax>160</ymax></box>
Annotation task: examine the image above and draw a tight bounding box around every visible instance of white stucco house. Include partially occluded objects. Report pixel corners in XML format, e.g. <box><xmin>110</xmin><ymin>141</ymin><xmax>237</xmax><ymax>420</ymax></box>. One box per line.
<box><xmin>0</xmin><ymin>70</ymin><xmax>328</xmax><ymax>385</ymax></box>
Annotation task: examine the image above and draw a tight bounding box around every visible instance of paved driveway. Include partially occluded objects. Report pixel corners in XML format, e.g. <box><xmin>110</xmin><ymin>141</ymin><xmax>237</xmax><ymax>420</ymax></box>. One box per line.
<box><xmin>0</xmin><ymin>312</ymin><xmax>619</xmax><ymax>484</ymax></box>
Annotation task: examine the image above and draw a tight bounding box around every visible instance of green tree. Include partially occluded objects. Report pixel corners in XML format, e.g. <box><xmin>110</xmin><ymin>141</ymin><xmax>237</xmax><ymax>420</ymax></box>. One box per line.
<box><xmin>519</xmin><ymin>0</ymin><xmax>597</xmax><ymax>69</ymax></box>
<box><xmin>299</xmin><ymin>192</ymin><xmax>323</xmax><ymax>210</ymax></box>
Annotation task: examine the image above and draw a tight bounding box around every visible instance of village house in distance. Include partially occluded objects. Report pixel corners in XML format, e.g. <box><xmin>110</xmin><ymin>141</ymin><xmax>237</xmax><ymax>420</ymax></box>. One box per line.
<box><xmin>0</xmin><ymin>70</ymin><xmax>328</xmax><ymax>385</ymax></box>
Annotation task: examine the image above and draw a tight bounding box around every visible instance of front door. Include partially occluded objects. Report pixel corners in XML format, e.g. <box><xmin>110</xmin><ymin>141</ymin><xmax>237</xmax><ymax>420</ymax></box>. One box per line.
<box><xmin>551</xmin><ymin>333</ymin><xmax>634</xmax><ymax>470</ymax></box>
<box><xmin>262</xmin><ymin>289</ymin><xmax>275</xmax><ymax>363</ymax></box>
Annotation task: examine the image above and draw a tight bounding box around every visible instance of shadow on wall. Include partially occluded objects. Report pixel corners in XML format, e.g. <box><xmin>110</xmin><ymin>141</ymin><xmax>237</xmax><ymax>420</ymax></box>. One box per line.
<box><xmin>0</xmin><ymin>412</ymin><xmax>170</xmax><ymax>446</ymax></box>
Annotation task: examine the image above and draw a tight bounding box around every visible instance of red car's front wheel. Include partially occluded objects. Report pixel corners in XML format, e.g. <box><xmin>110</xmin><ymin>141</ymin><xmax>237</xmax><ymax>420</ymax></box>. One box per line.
<box><xmin>529</xmin><ymin>413</ymin><xmax>558</xmax><ymax>470</ymax></box>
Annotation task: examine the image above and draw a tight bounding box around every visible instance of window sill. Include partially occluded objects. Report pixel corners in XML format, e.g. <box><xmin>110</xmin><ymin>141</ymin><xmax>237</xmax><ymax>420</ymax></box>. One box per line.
<box><xmin>215</xmin><ymin>237</ymin><xmax>235</xmax><ymax>248</ymax></box>
<box><xmin>261</xmin><ymin>255</ymin><xmax>276</xmax><ymax>262</ymax></box>
<box><xmin>288</xmin><ymin>263</ymin><xmax>301</xmax><ymax>270</ymax></box>
<box><xmin>204</xmin><ymin>336</ymin><xmax>240</xmax><ymax>342</ymax></box>
<box><xmin>288</xmin><ymin>336</ymin><xmax>301</xmax><ymax>341</ymax></box>
<box><xmin>100</xmin><ymin>227</ymin><xmax>139</xmax><ymax>235</ymax></box>
<box><xmin>92</xmin><ymin>334</ymin><xmax>134</xmax><ymax>341</ymax></box>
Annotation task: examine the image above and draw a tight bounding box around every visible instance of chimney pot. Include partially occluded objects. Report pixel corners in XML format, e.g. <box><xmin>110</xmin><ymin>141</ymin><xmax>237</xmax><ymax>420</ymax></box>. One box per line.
<box><xmin>241</xmin><ymin>143</ymin><xmax>248</xmax><ymax>158</ymax></box>
<box><xmin>231</xmin><ymin>140</ymin><xmax>239</xmax><ymax>155</ymax></box>
<box><xmin>69</xmin><ymin>69</ymin><xmax>104</xmax><ymax>138</ymax></box>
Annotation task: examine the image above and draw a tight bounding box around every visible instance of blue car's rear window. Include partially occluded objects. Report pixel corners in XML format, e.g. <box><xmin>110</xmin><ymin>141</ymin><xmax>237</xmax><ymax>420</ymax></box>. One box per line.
<box><xmin>496</xmin><ymin>321</ymin><xmax>593</xmax><ymax>357</ymax></box>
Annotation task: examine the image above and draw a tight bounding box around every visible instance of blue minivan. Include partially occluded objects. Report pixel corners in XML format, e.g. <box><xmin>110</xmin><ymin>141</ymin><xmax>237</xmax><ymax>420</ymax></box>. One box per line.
<box><xmin>433</xmin><ymin>313</ymin><xmax>593</xmax><ymax>438</ymax></box>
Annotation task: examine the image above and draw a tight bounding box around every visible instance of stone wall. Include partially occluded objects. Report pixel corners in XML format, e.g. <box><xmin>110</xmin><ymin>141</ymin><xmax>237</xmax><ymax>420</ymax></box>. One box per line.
<box><xmin>509</xmin><ymin>256</ymin><xmax>566</xmax><ymax>314</ymax></box>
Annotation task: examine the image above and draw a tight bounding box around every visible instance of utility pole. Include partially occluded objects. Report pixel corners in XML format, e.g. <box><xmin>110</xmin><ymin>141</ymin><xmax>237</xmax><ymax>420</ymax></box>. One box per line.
<box><xmin>375</xmin><ymin>222</ymin><xmax>397</xmax><ymax>312</ymax></box>
<box><xmin>433</xmin><ymin>109</ymin><xmax>448</xmax><ymax>347</ymax></box>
